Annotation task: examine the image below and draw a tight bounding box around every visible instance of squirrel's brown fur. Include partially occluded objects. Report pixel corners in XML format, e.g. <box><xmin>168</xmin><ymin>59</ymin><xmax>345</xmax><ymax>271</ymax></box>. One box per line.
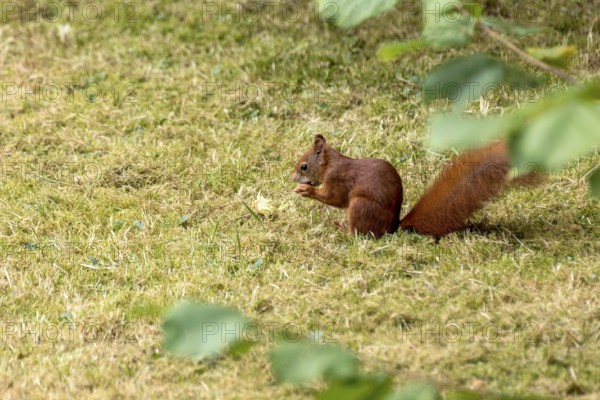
<box><xmin>399</xmin><ymin>141</ymin><xmax>509</xmax><ymax>237</ymax></box>
<box><xmin>293</xmin><ymin>135</ymin><xmax>529</xmax><ymax>238</ymax></box>
<box><xmin>293</xmin><ymin>134</ymin><xmax>403</xmax><ymax>238</ymax></box>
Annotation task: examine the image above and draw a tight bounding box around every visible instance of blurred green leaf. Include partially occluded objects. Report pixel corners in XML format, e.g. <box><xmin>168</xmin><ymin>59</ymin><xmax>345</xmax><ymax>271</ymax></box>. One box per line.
<box><xmin>447</xmin><ymin>391</ymin><xmax>483</xmax><ymax>400</ymax></box>
<box><xmin>512</xmin><ymin>84</ymin><xmax>600</xmax><ymax>120</ymax></box>
<box><xmin>428</xmin><ymin>112</ymin><xmax>517</xmax><ymax>151</ymax></box>
<box><xmin>270</xmin><ymin>342</ymin><xmax>360</xmax><ymax>384</ymax></box>
<box><xmin>526</xmin><ymin>46</ymin><xmax>576</xmax><ymax>69</ymax></box>
<box><xmin>317</xmin><ymin>374</ymin><xmax>394</xmax><ymax>400</ymax></box>
<box><xmin>447</xmin><ymin>390</ymin><xmax>551</xmax><ymax>400</ymax></box>
<box><xmin>390</xmin><ymin>382</ymin><xmax>442</xmax><ymax>400</ymax></box>
<box><xmin>163</xmin><ymin>302</ymin><xmax>252</xmax><ymax>361</ymax></box>
<box><xmin>247</xmin><ymin>258</ymin><xmax>264</xmax><ymax>273</ymax></box>
<box><xmin>590</xmin><ymin>168</ymin><xmax>600</xmax><ymax>199</ymax></box>
<box><xmin>378</xmin><ymin>39</ymin><xmax>427</xmax><ymax>61</ymax></box>
<box><xmin>422</xmin><ymin>0</ymin><xmax>476</xmax><ymax>49</ymax></box>
<box><xmin>482</xmin><ymin>18</ymin><xmax>543</xmax><ymax>36</ymax></box>
<box><xmin>423</xmin><ymin>55</ymin><xmax>540</xmax><ymax>105</ymax></box>
<box><xmin>317</xmin><ymin>0</ymin><xmax>399</xmax><ymax>28</ymax></box>
<box><xmin>510</xmin><ymin>102</ymin><xmax>600</xmax><ymax>171</ymax></box>
<box><xmin>23</xmin><ymin>242</ymin><xmax>39</xmax><ymax>250</ymax></box>
<box><xmin>133</xmin><ymin>220</ymin><xmax>144</xmax><ymax>229</ymax></box>
<box><xmin>179</xmin><ymin>214</ymin><xmax>190</xmax><ymax>227</ymax></box>
<box><xmin>112</xmin><ymin>220</ymin><xmax>125</xmax><ymax>232</ymax></box>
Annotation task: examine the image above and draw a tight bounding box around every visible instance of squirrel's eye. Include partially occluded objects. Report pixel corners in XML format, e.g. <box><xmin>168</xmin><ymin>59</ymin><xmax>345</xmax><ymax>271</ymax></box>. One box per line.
<box><xmin>300</xmin><ymin>163</ymin><xmax>308</xmax><ymax>172</ymax></box>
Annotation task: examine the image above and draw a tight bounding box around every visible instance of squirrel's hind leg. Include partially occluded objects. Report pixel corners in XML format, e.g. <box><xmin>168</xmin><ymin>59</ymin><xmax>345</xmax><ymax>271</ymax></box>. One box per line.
<box><xmin>347</xmin><ymin>197</ymin><xmax>398</xmax><ymax>238</ymax></box>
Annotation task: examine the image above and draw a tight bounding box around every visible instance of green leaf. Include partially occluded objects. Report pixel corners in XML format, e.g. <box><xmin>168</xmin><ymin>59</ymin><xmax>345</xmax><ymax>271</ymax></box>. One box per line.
<box><xmin>23</xmin><ymin>242</ymin><xmax>39</xmax><ymax>250</ymax></box>
<box><xmin>179</xmin><ymin>214</ymin><xmax>190</xmax><ymax>227</ymax></box>
<box><xmin>510</xmin><ymin>102</ymin><xmax>600</xmax><ymax>171</ymax></box>
<box><xmin>317</xmin><ymin>0</ymin><xmax>399</xmax><ymax>28</ymax></box>
<box><xmin>163</xmin><ymin>302</ymin><xmax>252</xmax><ymax>361</ymax></box>
<box><xmin>317</xmin><ymin>374</ymin><xmax>394</xmax><ymax>400</ymax></box>
<box><xmin>526</xmin><ymin>46</ymin><xmax>576</xmax><ymax>69</ymax></box>
<box><xmin>422</xmin><ymin>0</ymin><xmax>476</xmax><ymax>49</ymax></box>
<box><xmin>378</xmin><ymin>39</ymin><xmax>427</xmax><ymax>61</ymax></box>
<box><xmin>446</xmin><ymin>391</ymin><xmax>483</xmax><ymax>400</ymax></box>
<box><xmin>513</xmin><ymin>84</ymin><xmax>600</xmax><ymax>121</ymax></box>
<box><xmin>428</xmin><ymin>112</ymin><xmax>518</xmax><ymax>151</ymax></box>
<box><xmin>389</xmin><ymin>382</ymin><xmax>442</xmax><ymax>400</ymax></box>
<box><xmin>481</xmin><ymin>18</ymin><xmax>542</xmax><ymax>36</ymax></box>
<box><xmin>247</xmin><ymin>258</ymin><xmax>263</xmax><ymax>273</ymax></box>
<box><xmin>423</xmin><ymin>55</ymin><xmax>540</xmax><ymax>106</ymax></box>
<box><xmin>270</xmin><ymin>342</ymin><xmax>360</xmax><ymax>384</ymax></box>
<box><xmin>133</xmin><ymin>220</ymin><xmax>144</xmax><ymax>229</ymax></box>
<box><xmin>447</xmin><ymin>390</ymin><xmax>550</xmax><ymax>400</ymax></box>
<box><xmin>590</xmin><ymin>168</ymin><xmax>600</xmax><ymax>199</ymax></box>
<box><xmin>112</xmin><ymin>220</ymin><xmax>125</xmax><ymax>232</ymax></box>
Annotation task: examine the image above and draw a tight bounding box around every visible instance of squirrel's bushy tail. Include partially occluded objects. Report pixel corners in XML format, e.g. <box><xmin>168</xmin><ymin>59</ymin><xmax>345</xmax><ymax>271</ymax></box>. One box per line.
<box><xmin>400</xmin><ymin>141</ymin><xmax>520</xmax><ymax>237</ymax></box>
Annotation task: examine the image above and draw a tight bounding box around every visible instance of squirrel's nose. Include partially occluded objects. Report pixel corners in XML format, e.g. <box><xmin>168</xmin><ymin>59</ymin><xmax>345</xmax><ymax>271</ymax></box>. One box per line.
<box><xmin>292</xmin><ymin>173</ymin><xmax>299</xmax><ymax>182</ymax></box>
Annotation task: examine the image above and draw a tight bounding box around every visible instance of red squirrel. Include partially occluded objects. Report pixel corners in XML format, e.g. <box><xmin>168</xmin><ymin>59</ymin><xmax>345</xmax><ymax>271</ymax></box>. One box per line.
<box><xmin>293</xmin><ymin>134</ymin><xmax>521</xmax><ymax>238</ymax></box>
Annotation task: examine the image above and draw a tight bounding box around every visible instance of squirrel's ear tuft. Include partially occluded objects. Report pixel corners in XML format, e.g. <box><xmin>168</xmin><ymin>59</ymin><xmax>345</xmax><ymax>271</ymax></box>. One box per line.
<box><xmin>314</xmin><ymin>134</ymin><xmax>326</xmax><ymax>143</ymax></box>
<box><xmin>313</xmin><ymin>134</ymin><xmax>326</xmax><ymax>153</ymax></box>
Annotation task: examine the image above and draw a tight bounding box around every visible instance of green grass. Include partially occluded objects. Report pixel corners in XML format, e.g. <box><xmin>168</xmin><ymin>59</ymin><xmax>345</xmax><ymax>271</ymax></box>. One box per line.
<box><xmin>0</xmin><ymin>0</ymin><xmax>599</xmax><ymax>398</ymax></box>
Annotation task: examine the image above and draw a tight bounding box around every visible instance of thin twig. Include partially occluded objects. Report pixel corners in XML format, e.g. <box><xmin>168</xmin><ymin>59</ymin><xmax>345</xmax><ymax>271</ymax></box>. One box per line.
<box><xmin>478</xmin><ymin>22</ymin><xmax>578</xmax><ymax>85</ymax></box>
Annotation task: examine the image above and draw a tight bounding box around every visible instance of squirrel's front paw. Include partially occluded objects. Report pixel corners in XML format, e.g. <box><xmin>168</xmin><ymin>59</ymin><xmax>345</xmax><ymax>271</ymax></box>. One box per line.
<box><xmin>294</xmin><ymin>184</ymin><xmax>314</xmax><ymax>197</ymax></box>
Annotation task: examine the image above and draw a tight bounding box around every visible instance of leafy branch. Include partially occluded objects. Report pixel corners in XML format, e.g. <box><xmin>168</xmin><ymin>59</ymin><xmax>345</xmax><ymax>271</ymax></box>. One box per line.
<box><xmin>318</xmin><ymin>0</ymin><xmax>600</xmax><ymax>197</ymax></box>
<box><xmin>162</xmin><ymin>302</ymin><xmax>548</xmax><ymax>400</ymax></box>
<box><xmin>477</xmin><ymin>20</ymin><xmax>578</xmax><ymax>84</ymax></box>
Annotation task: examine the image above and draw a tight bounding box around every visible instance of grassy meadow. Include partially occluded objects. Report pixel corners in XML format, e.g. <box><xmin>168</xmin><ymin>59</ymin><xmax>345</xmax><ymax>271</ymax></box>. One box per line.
<box><xmin>0</xmin><ymin>0</ymin><xmax>599</xmax><ymax>398</ymax></box>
